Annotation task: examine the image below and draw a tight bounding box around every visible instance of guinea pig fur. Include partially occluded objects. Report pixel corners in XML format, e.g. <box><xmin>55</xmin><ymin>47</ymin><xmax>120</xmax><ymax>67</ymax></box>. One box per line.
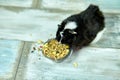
<box><xmin>56</xmin><ymin>4</ymin><xmax>105</xmax><ymax>50</ymax></box>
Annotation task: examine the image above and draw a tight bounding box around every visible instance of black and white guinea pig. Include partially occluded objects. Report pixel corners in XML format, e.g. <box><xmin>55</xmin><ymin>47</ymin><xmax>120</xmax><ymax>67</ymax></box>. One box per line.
<box><xmin>56</xmin><ymin>4</ymin><xmax>105</xmax><ymax>49</ymax></box>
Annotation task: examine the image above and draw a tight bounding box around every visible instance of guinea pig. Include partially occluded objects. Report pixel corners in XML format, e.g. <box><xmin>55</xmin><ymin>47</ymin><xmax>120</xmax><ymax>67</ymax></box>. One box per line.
<box><xmin>56</xmin><ymin>4</ymin><xmax>105</xmax><ymax>50</ymax></box>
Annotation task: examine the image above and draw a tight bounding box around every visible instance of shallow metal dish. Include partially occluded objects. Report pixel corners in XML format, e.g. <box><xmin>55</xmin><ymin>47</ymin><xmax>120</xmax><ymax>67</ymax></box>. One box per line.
<box><xmin>42</xmin><ymin>38</ymin><xmax>73</xmax><ymax>63</ymax></box>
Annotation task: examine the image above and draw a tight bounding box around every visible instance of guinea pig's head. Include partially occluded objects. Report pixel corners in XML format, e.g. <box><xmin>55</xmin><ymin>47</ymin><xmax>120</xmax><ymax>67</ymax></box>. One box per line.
<box><xmin>60</xmin><ymin>29</ymin><xmax>77</xmax><ymax>45</ymax></box>
<box><xmin>56</xmin><ymin>22</ymin><xmax>77</xmax><ymax>46</ymax></box>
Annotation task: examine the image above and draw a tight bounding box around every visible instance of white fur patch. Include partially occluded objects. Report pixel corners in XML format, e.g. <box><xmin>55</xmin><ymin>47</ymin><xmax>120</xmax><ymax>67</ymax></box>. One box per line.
<box><xmin>59</xmin><ymin>22</ymin><xmax>77</xmax><ymax>43</ymax></box>
<box><xmin>91</xmin><ymin>28</ymin><xmax>106</xmax><ymax>44</ymax></box>
<box><xmin>64</xmin><ymin>22</ymin><xmax>77</xmax><ymax>30</ymax></box>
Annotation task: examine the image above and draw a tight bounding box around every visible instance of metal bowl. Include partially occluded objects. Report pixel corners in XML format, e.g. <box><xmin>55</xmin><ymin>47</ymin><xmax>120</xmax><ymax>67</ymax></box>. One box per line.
<box><xmin>42</xmin><ymin>38</ymin><xmax>73</xmax><ymax>63</ymax></box>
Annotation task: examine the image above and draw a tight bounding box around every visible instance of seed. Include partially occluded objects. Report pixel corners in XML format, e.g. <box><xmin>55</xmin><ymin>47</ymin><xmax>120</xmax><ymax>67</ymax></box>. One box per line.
<box><xmin>33</xmin><ymin>47</ymin><xmax>36</xmax><ymax>50</ymax></box>
<box><xmin>40</xmin><ymin>46</ymin><xmax>43</xmax><ymax>48</ymax></box>
<box><xmin>37</xmin><ymin>40</ymin><xmax>44</xmax><ymax>44</ymax></box>
<box><xmin>31</xmin><ymin>51</ymin><xmax>34</xmax><ymax>53</ymax></box>
<box><xmin>73</xmin><ymin>62</ymin><xmax>78</xmax><ymax>68</ymax></box>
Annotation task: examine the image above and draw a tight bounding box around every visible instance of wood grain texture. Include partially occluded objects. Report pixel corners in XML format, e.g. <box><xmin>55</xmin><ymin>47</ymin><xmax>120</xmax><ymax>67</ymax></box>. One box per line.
<box><xmin>0</xmin><ymin>39</ymin><xmax>24</xmax><ymax>80</ymax></box>
<box><xmin>18</xmin><ymin>46</ymin><xmax>120</xmax><ymax>80</ymax></box>
<box><xmin>0</xmin><ymin>0</ymin><xmax>32</xmax><ymax>7</ymax></box>
<box><xmin>41</xmin><ymin>0</ymin><xmax>120</xmax><ymax>13</ymax></box>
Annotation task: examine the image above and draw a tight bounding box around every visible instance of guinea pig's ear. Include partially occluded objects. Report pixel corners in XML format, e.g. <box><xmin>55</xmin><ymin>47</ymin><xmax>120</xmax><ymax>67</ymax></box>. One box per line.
<box><xmin>57</xmin><ymin>24</ymin><xmax>64</xmax><ymax>31</ymax></box>
<box><xmin>69</xmin><ymin>30</ymin><xmax>77</xmax><ymax>34</ymax></box>
<box><xmin>58</xmin><ymin>24</ymin><xmax>61</xmax><ymax>28</ymax></box>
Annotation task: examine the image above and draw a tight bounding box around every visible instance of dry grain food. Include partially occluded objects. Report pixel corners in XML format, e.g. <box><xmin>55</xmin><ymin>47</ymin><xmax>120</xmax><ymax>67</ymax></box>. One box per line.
<box><xmin>42</xmin><ymin>39</ymin><xmax>70</xmax><ymax>61</ymax></box>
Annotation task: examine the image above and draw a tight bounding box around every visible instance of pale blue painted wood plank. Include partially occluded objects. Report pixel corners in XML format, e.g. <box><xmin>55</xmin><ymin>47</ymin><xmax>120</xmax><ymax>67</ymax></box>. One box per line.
<box><xmin>19</xmin><ymin>46</ymin><xmax>120</xmax><ymax>80</ymax></box>
<box><xmin>90</xmin><ymin>15</ymin><xmax>120</xmax><ymax>48</ymax></box>
<box><xmin>41</xmin><ymin>0</ymin><xmax>120</xmax><ymax>12</ymax></box>
<box><xmin>0</xmin><ymin>39</ymin><xmax>23</xmax><ymax>80</ymax></box>
<box><xmin>0</xmin><ymin>0</ymin><xmax>32</xmax><ymax>7</ymax></box>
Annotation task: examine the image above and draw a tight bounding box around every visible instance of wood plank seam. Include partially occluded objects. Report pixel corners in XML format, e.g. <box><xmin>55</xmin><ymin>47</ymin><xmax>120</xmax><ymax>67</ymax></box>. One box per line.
<box><xmin>32</xmin><ymin>0</ymin><xmax>41</xmax><ymax>9</ymax></box>
<box><xmin>13</xmin><ymin>41</ymin><xmax>25</xmax><ymax>80</ymax></box>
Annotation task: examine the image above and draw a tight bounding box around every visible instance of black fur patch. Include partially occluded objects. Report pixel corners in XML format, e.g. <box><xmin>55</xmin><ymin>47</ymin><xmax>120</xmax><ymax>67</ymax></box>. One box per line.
<box><xmin>56</xmin><ymin>4</ymin><xmax>105</xmax><ymax>50</ymax></box>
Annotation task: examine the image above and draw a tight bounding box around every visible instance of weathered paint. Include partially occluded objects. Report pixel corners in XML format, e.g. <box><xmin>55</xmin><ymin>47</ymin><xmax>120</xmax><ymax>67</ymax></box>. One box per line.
<box><xmin>0</xmin><ymin>39</ymin><xmax>24</xmax><ymax>80</ymax></box>
<box><xmin>17</xmin><ymin>46</ymin><xmax>120</xmax><ymax>80</ymax></box>
<box><xmin>0</xmin><ymin>0</ymin><xmax>120</xmax><ymax>80</ymax></box>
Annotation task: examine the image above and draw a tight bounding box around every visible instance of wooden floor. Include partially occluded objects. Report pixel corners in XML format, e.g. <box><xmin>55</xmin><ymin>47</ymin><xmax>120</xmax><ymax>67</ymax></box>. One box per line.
<box><xmin>0</xmin><ymin>2</ymin><xmax>120</xmax><ymax>80</ymax></box>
